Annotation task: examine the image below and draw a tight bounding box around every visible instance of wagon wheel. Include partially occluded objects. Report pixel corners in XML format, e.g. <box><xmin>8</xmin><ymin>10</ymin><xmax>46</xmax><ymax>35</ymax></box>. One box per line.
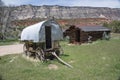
<box><xmin>54</xmin><ymin>47</ymin><xmax>64</xmax><ymax>57</ymax></box>
<box><xmin>58</xmin><ymin>45</ymin><xmax>64</xmax><ymax>55</ymax></box>
<box><xmin>36</xmin><ymin>48</ymin><xmax>45</xmax><ymax>62</ymax></box>
<box><xmin>59</xmin><ymin>47</ymin><xmax>64</xmax><ymax>55</ymax></box>
<box><xmin>23</xmin><ymin>43</ymin><xmax>32</xmax><ymax>57</ymax></box>
<box><xmin>23</xmin><ymin>44</ymin><xmax>28</xmax><ymax>56</ymax></box>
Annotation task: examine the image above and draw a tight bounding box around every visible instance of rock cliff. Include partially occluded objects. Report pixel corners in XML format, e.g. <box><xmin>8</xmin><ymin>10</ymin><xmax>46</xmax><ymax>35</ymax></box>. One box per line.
<box><xmin>11</xmin><ymin>5</ymin><xmax>120</xmax><ymax>20</ymax></box>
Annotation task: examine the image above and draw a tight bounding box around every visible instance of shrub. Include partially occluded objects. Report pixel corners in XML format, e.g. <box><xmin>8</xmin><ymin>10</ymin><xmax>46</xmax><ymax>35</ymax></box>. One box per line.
<box><xmin>103</xmin><ymin>20</ymin><xmax>120</xmax><ymax>33</ymax></box>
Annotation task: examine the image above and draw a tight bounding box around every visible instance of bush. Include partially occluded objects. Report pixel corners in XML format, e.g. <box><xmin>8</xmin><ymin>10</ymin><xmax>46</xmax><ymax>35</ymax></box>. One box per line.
<box><xmin>103</xmin><ymin>20</ymin><xmax>120</xmax><ymax>33</ymax></box>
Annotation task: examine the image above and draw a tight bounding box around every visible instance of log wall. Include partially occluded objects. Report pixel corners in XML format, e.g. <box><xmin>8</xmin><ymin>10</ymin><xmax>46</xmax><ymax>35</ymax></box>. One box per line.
<box><xmin>64</xmin><ymin>26</ymin><xmax>111</xmax><ymax>44</ymax></box>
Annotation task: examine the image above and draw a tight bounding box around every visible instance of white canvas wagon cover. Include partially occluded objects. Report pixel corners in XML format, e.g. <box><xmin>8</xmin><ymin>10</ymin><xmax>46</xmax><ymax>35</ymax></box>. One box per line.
<box><xmin>21</xmin><ymin>19</ymin><xmax>63</xmax><ymax>42</ymax></box>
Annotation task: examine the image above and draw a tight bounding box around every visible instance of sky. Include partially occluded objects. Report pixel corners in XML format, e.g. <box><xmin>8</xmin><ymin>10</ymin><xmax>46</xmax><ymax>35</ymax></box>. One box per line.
<box><xmin>2</xmin><ymin>0</ymin><xmax>120</xmax><ymax>8</ymax></box>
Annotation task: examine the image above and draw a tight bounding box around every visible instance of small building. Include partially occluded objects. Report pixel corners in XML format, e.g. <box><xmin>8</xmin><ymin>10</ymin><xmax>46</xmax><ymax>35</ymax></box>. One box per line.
<box><xmin>63</xmin><ymin>25</ymin><xmax>111</xmax><ymax>44</ymax></box>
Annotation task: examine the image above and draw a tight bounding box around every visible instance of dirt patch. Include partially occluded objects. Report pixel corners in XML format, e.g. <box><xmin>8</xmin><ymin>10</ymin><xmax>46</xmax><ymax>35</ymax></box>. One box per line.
<box><xmin>48</xmin><ymin>64</ymin><xmax>58</xmax><ymax>70</ymax></box>
<box><xmin>69</xmin><ymin>60</ymin><xmax>75</xmax><ymax>63</ymax></box>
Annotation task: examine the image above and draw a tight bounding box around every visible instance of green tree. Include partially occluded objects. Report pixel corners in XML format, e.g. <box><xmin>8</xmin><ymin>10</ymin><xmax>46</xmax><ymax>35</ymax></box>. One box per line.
<box><xmin>0</xmin><ymin>2</ymin><xmax>13</xmax><ymax>40</ymax></box>
<box><xmin>103</xmin><ymin>20</ymin><xmax>120</xmax><ymax>33</ymax></box>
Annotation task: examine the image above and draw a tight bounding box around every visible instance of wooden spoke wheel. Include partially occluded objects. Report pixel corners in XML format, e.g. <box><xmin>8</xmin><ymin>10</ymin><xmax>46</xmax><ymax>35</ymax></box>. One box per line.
<box><xmin>36</xmin><ymin>48</ymin><xmax>45</xmax><ymax>62</ymax></box>
<box><xmin>56</xmin><ymin>47</ymin><xmax>64</xmax><ymax>55</ymax></box>
<box><xmin>59</xmin><ymin>47</ymin><xmax>64</xmax><ymax>55</ymax></box>
<box><xmin>23</xmin><ymin>43</ymin><xmax>32</xmax><ymax>56</ymax></box>
<box><xmin>54</xmin><ymin>48</ymin><xmax>64</xmax><ymax>57</ymax></box>
<box><xmin>57</xmin><ymin>44</ymin><xmax>64</xmax><ymax>55</ymax></box>
<box><xmin>23</xmin><ymin>44</ymin><xmax>28</xmax><ymax>55</ymax></box>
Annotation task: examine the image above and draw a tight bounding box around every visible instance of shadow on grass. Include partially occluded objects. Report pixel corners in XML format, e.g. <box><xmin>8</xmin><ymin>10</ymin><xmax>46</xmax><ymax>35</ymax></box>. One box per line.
<box><xmin>0</xmin><ymin>75</ymin><xmax>4</xmax><ymax>80</ymax></box>
<box><xmin>61</xmin><ymin>54</ymin><xmax>69</xmax><ymax>57</ymax></box>
<box><xmin>118</xmin><ymin>76</ymin><xmax>120</xmax><ymax>80</ymax></box>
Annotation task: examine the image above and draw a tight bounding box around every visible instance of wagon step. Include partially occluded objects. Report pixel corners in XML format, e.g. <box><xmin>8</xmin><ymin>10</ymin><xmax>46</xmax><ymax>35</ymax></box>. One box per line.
<box><xmin>51</xmin><ymin>52</ymin><xmax>73</xmax><ymax>68</ymax></box>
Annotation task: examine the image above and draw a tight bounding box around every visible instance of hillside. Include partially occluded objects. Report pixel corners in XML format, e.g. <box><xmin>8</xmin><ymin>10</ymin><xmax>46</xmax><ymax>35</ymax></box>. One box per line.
<box><xmin>10</xmin><ymin>5</ymin><xmax>120</xmax><ymax>20</ymax></box>
<box><xmin>12</xmin><ymin>18</ymin><xmax>110</xmax><ymax>27</ymax></box>
<box><xmin>1</xmin><ymin>5</ymin><xmax>120</xmax><ymax>40</ymax></box>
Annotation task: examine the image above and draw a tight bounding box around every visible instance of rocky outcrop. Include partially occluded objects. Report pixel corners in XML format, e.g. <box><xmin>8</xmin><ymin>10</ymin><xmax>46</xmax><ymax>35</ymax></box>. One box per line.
<box><xmin>1</xmin><ymin>5</ymin><xmax>120</xmax><ymax>40</ymax></box>
<box><xmin>11</xmin><ymin>5</ymin><xmax>120</xmax><ymax>20</ymax></box>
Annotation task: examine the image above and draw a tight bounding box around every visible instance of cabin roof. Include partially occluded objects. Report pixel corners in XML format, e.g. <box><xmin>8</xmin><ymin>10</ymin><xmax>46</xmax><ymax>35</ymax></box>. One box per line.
<box><xmin>77</xmin><ymin>26</ymin><xmax>111</xmax><ymax>32</ymax></box>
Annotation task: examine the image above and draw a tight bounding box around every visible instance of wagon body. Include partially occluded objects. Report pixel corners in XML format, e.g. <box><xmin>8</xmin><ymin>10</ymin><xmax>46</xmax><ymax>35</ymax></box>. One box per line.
<box><xmin>21</xmin><ymin>19</ymin><xmax>63</xmax><ymax>60</ymax></box>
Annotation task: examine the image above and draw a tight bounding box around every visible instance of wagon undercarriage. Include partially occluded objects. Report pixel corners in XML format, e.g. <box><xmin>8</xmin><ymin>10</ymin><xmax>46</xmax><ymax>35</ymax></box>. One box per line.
<box><xmin>23</xmin><ymin>42</ymin><xmax>63</xmax><ymax>62</ymax></box>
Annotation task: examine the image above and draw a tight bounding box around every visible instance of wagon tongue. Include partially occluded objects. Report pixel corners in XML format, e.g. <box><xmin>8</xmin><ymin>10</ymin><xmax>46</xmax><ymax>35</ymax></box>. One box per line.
<box><xmin>52</xmin><ymin>52</ymin><xmax>73</xmax><ymax>68</ymax></box>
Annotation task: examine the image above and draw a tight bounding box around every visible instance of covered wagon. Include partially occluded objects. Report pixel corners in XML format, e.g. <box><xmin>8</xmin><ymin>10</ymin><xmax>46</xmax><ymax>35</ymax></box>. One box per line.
<box><xmin>21</xmin><ymin>19</ymin><xmax>63</xmax><ymax>61</ymax></box>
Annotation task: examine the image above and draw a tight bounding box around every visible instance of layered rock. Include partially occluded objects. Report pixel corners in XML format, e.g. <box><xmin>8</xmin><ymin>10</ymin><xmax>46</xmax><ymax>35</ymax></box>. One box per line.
<box><xmin>10</xmin><ymin>5</ymin><xmax>120</xmax><ymax>20</ymax></box>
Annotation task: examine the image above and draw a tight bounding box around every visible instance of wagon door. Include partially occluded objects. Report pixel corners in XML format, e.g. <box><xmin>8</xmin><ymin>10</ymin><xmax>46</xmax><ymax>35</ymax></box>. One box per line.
<box><xmin>45</xmin><ymin>26</ymin><xmax>52</xmax><ymax>49</ymax></box>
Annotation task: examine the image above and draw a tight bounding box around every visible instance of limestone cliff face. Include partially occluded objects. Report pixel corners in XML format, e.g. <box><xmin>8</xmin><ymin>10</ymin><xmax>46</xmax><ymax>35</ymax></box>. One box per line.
<box><xmin>11</xmin><ymin>5</ymin><xmax>120</xmax><ymax>20</ymax></box>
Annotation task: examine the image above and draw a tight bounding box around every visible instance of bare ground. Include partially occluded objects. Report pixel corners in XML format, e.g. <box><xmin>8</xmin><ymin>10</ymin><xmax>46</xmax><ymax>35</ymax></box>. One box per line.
<box><xmin>0</xmin><ymin>44</ymin><xmax>23</xmax><ymax>56</ymax></box>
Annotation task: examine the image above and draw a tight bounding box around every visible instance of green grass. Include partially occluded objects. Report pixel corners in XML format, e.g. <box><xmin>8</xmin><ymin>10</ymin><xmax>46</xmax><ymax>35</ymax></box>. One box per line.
<box><xmin>0</xmin><ymin>35</ymin><xmax>120</xmax><ymax>80</ymax></box>
<box><xmin>0</xmin><ymin>39</ymin><xmax>19</xmax><ymax>46</ymax></box>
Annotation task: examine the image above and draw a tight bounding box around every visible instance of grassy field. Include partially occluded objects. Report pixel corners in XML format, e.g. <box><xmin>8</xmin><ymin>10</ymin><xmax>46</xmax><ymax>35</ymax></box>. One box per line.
<box><xmin>0</xmin><ymin>39</ymin><xmax>19</xmax><ymax>46</ymax></box>
<box><xmin>0</xmin><ymin>34</ymin><xmax>120</xmax><ymax>80</ymax></box>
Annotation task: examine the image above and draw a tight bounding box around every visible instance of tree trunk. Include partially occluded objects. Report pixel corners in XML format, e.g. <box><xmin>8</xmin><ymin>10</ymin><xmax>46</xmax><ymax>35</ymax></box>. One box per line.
<box><xmin>0</xmin><ymin>6</ymin><xmax>12</xmax><ymax>40</ymax></box>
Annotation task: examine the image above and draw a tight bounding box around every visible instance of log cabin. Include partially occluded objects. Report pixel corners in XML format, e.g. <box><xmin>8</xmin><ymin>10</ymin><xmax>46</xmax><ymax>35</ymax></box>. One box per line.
<box><xmin>63</xmin><ymin>25</ymin><xmax>111</xmax><ymax>44</ymax></box>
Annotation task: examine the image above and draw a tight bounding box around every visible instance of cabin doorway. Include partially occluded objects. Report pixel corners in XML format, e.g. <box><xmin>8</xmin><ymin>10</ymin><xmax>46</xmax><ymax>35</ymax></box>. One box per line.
<box><xmin>45</xmin><ymin>26</ymin><xmax>52</xmax><ymax>49</ymax></box>
<box><xmin>75</xmin><ymin>29</ymin><xmax>80</xmax><ymax>42</ymax></box>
